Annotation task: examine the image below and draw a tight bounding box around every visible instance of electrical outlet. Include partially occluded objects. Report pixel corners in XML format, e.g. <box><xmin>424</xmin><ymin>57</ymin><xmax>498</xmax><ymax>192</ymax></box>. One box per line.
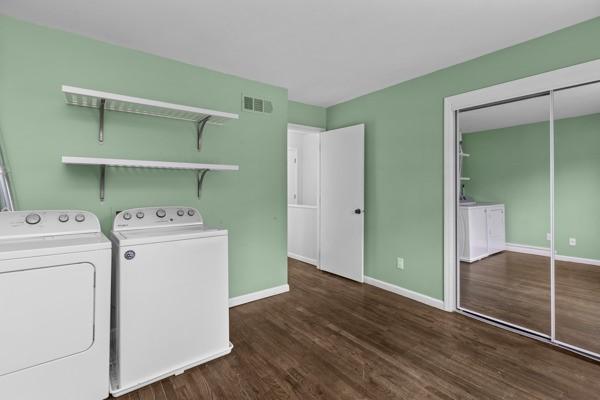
<box><xmin>397</xmin><ymin>257</ymin><xmax>405</xmax><ymax>270</ymax></box>
<box><xmin>569</xmin><ymin>238</ymin><xmax>577</xmax><ymax>246</ymax></box>
<box><xmin>546</xmin><ymin>233</ymin><xmax>551</xmax><ymax>241</ymax></box>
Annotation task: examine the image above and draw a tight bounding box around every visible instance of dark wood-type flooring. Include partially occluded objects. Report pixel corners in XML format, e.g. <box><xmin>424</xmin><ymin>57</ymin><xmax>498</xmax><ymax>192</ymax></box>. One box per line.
<box><xmin>117</xmin><ymin>258</ymin><xmax>600</xmax><ymax>400</ymax></box>
<box><xmin>461</xmin><ymin>251</ymin><xmax>600</xmax><ymax>354</ymax></box>
<box><xmin>460</xmin><ymin>251</ymin><xmax>552</xmax><ymax>334</ymax></box>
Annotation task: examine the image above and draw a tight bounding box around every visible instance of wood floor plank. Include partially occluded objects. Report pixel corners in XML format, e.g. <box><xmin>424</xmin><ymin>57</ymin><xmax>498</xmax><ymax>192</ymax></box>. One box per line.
<box><xmin>460</xmin><ymin>251</ymin><xmax>600</xmax><ymax>357</ymax></box>
<box><xmin>113</xmin><ymin>257</ymin><xmax>600</xmax><ymax>400</ymax></box>
<box><xmin>460</xmin><ymin>251</ymin><xmax>552</xmax><ymax>334</ymax></box>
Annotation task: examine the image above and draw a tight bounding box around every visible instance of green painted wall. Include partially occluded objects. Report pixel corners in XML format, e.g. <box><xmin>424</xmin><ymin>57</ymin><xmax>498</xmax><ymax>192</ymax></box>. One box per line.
<box><xmin>0</xmin><ymin>16</ymin><xmax>288</xmax><ymax>298</ymax></box>
<box><xmin>462</xmin><ymin>121</ymin><xmax>551</xmax><ymax>249</ymax></box>
<box><xmin>555</xmin><ymin>114</ymin><xmax>600</xmax><ymax>260</ymax></box>
<box><xmin>288</xmin><ymin>100</ymin><xmax>326</xmax><ymax>128</ymax></box>
<box><xmin>326</xmin><ymin>17</ymin><xmax>600</xmax><ymax>300</ymax></box>
<box><xmin>463</xmin><ymin>113</ymin><xmax>600</xmax><ymax>261</ymax></box>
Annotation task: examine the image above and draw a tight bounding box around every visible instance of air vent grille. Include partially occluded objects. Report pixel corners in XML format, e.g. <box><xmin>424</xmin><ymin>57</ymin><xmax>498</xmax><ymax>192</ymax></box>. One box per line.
<box><xmin>242</xmin><ymin>95</ymin><xmax>273</xmax><ymax>114</ymax></box>
<box><xmin>254</xmin><ymin>98</ymin><xmax>264</xmax><ymax>112</ymax></box>
<box><xmin>243</xmin><ymin>96</ymin><xmax>253</xmax><ymax>111</ymax></box>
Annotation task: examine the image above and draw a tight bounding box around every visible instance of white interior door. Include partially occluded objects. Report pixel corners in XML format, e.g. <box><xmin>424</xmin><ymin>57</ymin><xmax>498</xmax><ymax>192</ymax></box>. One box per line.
<box><xmin>287</xmin><ymin>148</ymin><xmax>298</xmax><ymax>204</ymax></box>
<box><xmin>320</xmin><ymin>124</ymin><xmax>364</xmax><ymax>282</ymax></box>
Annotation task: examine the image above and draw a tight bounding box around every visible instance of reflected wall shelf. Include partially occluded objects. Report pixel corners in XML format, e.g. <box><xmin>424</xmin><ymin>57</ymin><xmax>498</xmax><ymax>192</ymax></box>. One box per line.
<box><xmin>62</xmin><ymin>85</ymin><xmax>239</xmax><ymax>150</ymax></box>
<box><xmin>62</xmin><ymin>156</ymin><xmax>239</xmax><ymax>201</ymax></box>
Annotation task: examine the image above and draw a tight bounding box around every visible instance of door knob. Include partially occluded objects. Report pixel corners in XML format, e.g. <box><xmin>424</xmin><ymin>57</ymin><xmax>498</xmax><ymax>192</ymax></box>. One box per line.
<box><xmin>354</xmin><ymin>209</ymin><xmax>363</xmax><ymax>214</ymax></box>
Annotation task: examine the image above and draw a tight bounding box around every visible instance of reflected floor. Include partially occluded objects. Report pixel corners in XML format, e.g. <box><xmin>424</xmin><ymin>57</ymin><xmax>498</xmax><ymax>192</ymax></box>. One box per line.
<box><xmin>556</xmin><ymin>259</ymin><xmax>600</xmax><ymax>354</ymax></box>
<box><xmin>460</xmin><ymin>251</ymin><xmax>551</xmax><ymax>334</ymax></box>
<box><xmin>461</xmin><ymin>251</ymin><xmax>600</xmax><ymax>355</ymax></box>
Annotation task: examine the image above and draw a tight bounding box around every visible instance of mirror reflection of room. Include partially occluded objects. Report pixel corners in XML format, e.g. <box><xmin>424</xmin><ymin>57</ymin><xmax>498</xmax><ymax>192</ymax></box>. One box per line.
<box><xmin>458</xmin><ymin>95</ymin><xmax>551</xmax><ymax>335</ymax></box>
<box><xmin>554</xmin><ymin>82</ymin><xmax>600</xmax><ymax>355</ymax></box>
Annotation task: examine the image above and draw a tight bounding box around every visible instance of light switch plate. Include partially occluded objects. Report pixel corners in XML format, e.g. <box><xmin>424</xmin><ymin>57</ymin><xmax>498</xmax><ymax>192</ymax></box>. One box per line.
<box><xmin>569</xmin><ymin>238</ymin><xmax>577</xmax><ymax>246</ymax></box>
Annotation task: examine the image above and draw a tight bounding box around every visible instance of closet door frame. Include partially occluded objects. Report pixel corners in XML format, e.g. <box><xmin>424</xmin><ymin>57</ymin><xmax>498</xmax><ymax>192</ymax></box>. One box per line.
<box><xmin>443</xmin><ymin>58</ymin><xmax>600</xmax><ymax>358</ymax></box>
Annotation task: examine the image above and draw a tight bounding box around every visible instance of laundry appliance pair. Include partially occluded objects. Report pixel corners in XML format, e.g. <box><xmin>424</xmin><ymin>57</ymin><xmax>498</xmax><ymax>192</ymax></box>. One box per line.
<box><xmin>0</xmin><ymin>207</ymin><xmax>231</xmax><ymax>399</ymax></box>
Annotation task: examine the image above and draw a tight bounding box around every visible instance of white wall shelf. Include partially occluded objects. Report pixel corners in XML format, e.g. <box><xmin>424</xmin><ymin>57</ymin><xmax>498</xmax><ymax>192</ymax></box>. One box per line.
<box><xmin>460</xmin><ymin>177</ymin><xmax>471</xmax><ymax>181</ymax></box>
<box><xmin>62</xmin><ymin>156</ymin><xmax>239</xmax><ymax>201</ymax></box>
<box><xmin>62</xmin><ymin>85</ymin><xmax>239</xmax><ymax>149</ymax></box>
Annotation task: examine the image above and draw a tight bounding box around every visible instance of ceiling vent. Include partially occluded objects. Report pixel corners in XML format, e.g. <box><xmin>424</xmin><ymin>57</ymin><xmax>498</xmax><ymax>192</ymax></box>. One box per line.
<box><xmin>242</xmin><ymin>95</ymin><xmax>273</xmax><ymax>114</ymax></box>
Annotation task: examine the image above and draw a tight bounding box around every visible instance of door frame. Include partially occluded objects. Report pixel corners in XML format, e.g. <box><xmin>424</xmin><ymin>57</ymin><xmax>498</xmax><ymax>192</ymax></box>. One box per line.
<box><xmin>287</xmin><ymin>123</ymin><xmax>325</xmax><ymax>268</ymax></box>
<box><xmin>443</xmin><ymin>58</ymin><xmax>600</xmax><ymax>312</ymax></box>
<box><xmin>443</xmin><ymin>59</ymin><xmax>600</xmax><ymax>359</ymax></box>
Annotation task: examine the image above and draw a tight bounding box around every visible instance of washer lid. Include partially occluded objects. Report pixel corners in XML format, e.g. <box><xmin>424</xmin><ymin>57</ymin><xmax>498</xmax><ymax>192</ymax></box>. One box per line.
<box><xmin>0</xmin><ymin>232</ymin><xmax>111</xmax><ymax>261</ymax></box>
<box><xmin>112</xmin><ymin>225</ymin><xmax>227</xmax><ymax>246</ymax></box>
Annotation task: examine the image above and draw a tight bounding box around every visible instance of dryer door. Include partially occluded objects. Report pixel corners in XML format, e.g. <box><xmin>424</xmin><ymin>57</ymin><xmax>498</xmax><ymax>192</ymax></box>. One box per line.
<box><xmin>0</xmin><ymin>263</ymin><xmax>95</xmax><ymax>376</ymax></box>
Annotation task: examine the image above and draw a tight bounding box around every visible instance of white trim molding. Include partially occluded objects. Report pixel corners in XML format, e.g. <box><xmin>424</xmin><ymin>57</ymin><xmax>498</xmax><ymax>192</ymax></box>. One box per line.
<box><xmin>444</xmin><ymin>58</ymin><xmax>600</xmax><ymax>312</ymax></box>
<box><xmin>288</xmin><ymin>252</ymin><xmax>318</xmax><ymax>266</ymax></box>
<box><xmin>557</xmin><ymin>254</ymin><xmax>600</xmax><ymax>267</ymax></box>
<box><xmin>505</xmin><ymin>243</ymin><xmax>550</xmax><ymax>257</ymax></box>
<box><xmin>506</xmin><ymin>243</ymin><xmax>600</xmax><ymax>267</ymax></box>
<box><xmin>287</xmin><ymin>204</ymin><xmax>318</xmax><ymax>209</ymax></box>
<box><xmin>287</xmin><ymin>123</ymin><xmax>325</xmax><ymax>134</ymax></box>
<box><xmin>229</xmin><ymin>284</ymin><xmax>290</xmax><ymax>308</ymax></box>
<box><xmin>364</xmin><ymin>276</ymin><xmax>445</xmax><ymax>310</ymax></box>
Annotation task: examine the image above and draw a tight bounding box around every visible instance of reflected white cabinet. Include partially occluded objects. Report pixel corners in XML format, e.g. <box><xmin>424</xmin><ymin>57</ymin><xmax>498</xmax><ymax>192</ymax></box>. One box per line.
<box><xmin>459</xmin><ymin>203</ymin><xmax>505</xmax><ymax>262</ymax></box>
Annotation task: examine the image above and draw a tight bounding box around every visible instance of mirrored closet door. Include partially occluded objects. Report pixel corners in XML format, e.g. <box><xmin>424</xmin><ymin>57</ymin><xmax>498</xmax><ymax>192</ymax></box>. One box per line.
<box><xmin>553</xmin><ymin>82</ymin><xmax>600</xmax><ymax>356</ymax></box>
<box><xmin>457</xmin><ymin>95</ymin><xmax>552</xmax><ymax>336</ymax></box>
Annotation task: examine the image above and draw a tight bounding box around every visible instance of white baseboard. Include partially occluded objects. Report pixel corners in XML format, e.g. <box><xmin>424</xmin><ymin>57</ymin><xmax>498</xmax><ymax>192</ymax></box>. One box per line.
<box><xmin>229</xmin><ymin>284</ymin><xmax>290</xmax><ymax>308</ymax></box>
<box><xmin>364</xmin><ymin>276</ymin><xmax>445</xmax><ymax>310</ymax></box>
<box><xmin>460</xmin><ymin>255</ymin><xmax>486</xmax><ymax>263</ymax></box>
<box><xmin>505</xmin><ymin>242</ymin><xmax>550</xmax><ymax>256</ymax></box>
<box><xmin>555</xmin><ymin>254</ymin><xmax>600</xmax><ymax>266</ymax></box>
<box><xmin>506</xmin><ymin>242</ymin><xmax>600</xmax><ymax>266</ymax></box>
<box><xmin>288</xmin><ymin>252</ymin><xmax>318</xmax><ymax>266</ymax></box>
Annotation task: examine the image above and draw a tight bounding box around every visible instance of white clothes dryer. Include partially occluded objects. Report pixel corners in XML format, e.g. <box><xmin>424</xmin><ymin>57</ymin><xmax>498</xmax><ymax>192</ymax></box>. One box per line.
<box><xmin>0</xmin><ymin>210</ymin><xmax>111</xmax><ymax>400</ymax></box>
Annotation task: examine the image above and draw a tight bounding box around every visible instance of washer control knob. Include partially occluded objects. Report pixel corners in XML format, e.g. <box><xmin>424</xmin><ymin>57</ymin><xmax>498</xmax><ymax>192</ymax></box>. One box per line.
<box><xmin>136</xmin><ymin>211</ymin><xmax>144</xmax><ymax>219</ymax></box>
<box><xmin>25</xmin><ymin>213</ymin><xmax>41</xmax><ymax>225</ymax></box>
<box><xmin>58</xmin><ymin>214</ymin><xmax>69</xmax><ymax>223</ymax></box>
<box><xmin>187</xmin><ymin>209</ymin><xmax>195</xmax><ymax>216</ymax></box>
<box><xmin>75</xmin><ymin>214</ymin><xmax>86</xmax><ymax>223</ymax></box>
<box><xmin>123</xmin><ymin>212</ymin><xmax>132</xmax><ymax>220</ymax></box>
<box><xmin>156</xmin><ymin>209</ymin><xmax>166</xmax><ymax>218</ymax></box>
<box><xmin>177</xmin><ymin>209</ymin><xmax>185</xmax><ymax>217</ymax></box>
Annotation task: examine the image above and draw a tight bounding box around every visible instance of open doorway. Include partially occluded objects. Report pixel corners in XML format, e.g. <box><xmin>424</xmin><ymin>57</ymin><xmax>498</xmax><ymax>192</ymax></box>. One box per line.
<box><xmin>287</xmin><ymin>124</ymin><xmax>323</xmax><ymax>266</ymax></box>
<box><xmin>286</xmin><ymin>123</ymin><xmax>365</xmax><ymax>282</ymax></box>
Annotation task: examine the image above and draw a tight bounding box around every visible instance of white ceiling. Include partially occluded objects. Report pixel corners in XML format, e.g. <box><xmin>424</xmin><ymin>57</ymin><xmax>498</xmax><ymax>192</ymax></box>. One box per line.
<box><xmin>460</xmin><ymin>81</ymin><xmax>600</xmax><ymax>133</ymax></box>
<box><xmin>2</xmin><ymin>1</ymin><xmax>600</xmax><ymax>107</ymax></box>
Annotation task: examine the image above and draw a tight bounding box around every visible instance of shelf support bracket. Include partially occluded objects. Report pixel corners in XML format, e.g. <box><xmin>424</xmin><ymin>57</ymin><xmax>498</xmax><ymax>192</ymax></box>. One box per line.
<box><xmin>98</xmin><ymin>99</ymin><xmax>106</xmax><ymax>143</ymax></box>
<box><xmin>196</xmin><ymin>116</ymin><xmax>211</xmax><ymax>151</ymax></box>
<box><xmin>197</xmin><ymin>169</ymin><xmax>210</xmax><ymax>198</ymax></box>
<box><xmin>99</xmin><ymin>164</ymin><xmax>106</xmax><ymax>202</ymax></box>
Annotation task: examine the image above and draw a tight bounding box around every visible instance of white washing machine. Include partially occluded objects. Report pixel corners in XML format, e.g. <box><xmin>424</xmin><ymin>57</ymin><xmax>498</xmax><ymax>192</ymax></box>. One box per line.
<box><xmin>110</xmin><ymin>206</ymin><xmax>231</xmax><ymax>396</ymax></box>
<box><xmin>0</xmin><ymin>210</ymin><xmax>111</xmax><ymax>400</ymax></box>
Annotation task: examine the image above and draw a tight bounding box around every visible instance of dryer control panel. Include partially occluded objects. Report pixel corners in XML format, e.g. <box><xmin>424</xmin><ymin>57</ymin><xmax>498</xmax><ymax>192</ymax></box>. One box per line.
<box><xmin>113</xmin><ymin>206</ymin><xmax>203</xmax><ymax>231</ymax></box>
<box><xmin>0</xmin><ymin>210</ymin><xmax>101</xmax><ymax>239</ymax></box>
